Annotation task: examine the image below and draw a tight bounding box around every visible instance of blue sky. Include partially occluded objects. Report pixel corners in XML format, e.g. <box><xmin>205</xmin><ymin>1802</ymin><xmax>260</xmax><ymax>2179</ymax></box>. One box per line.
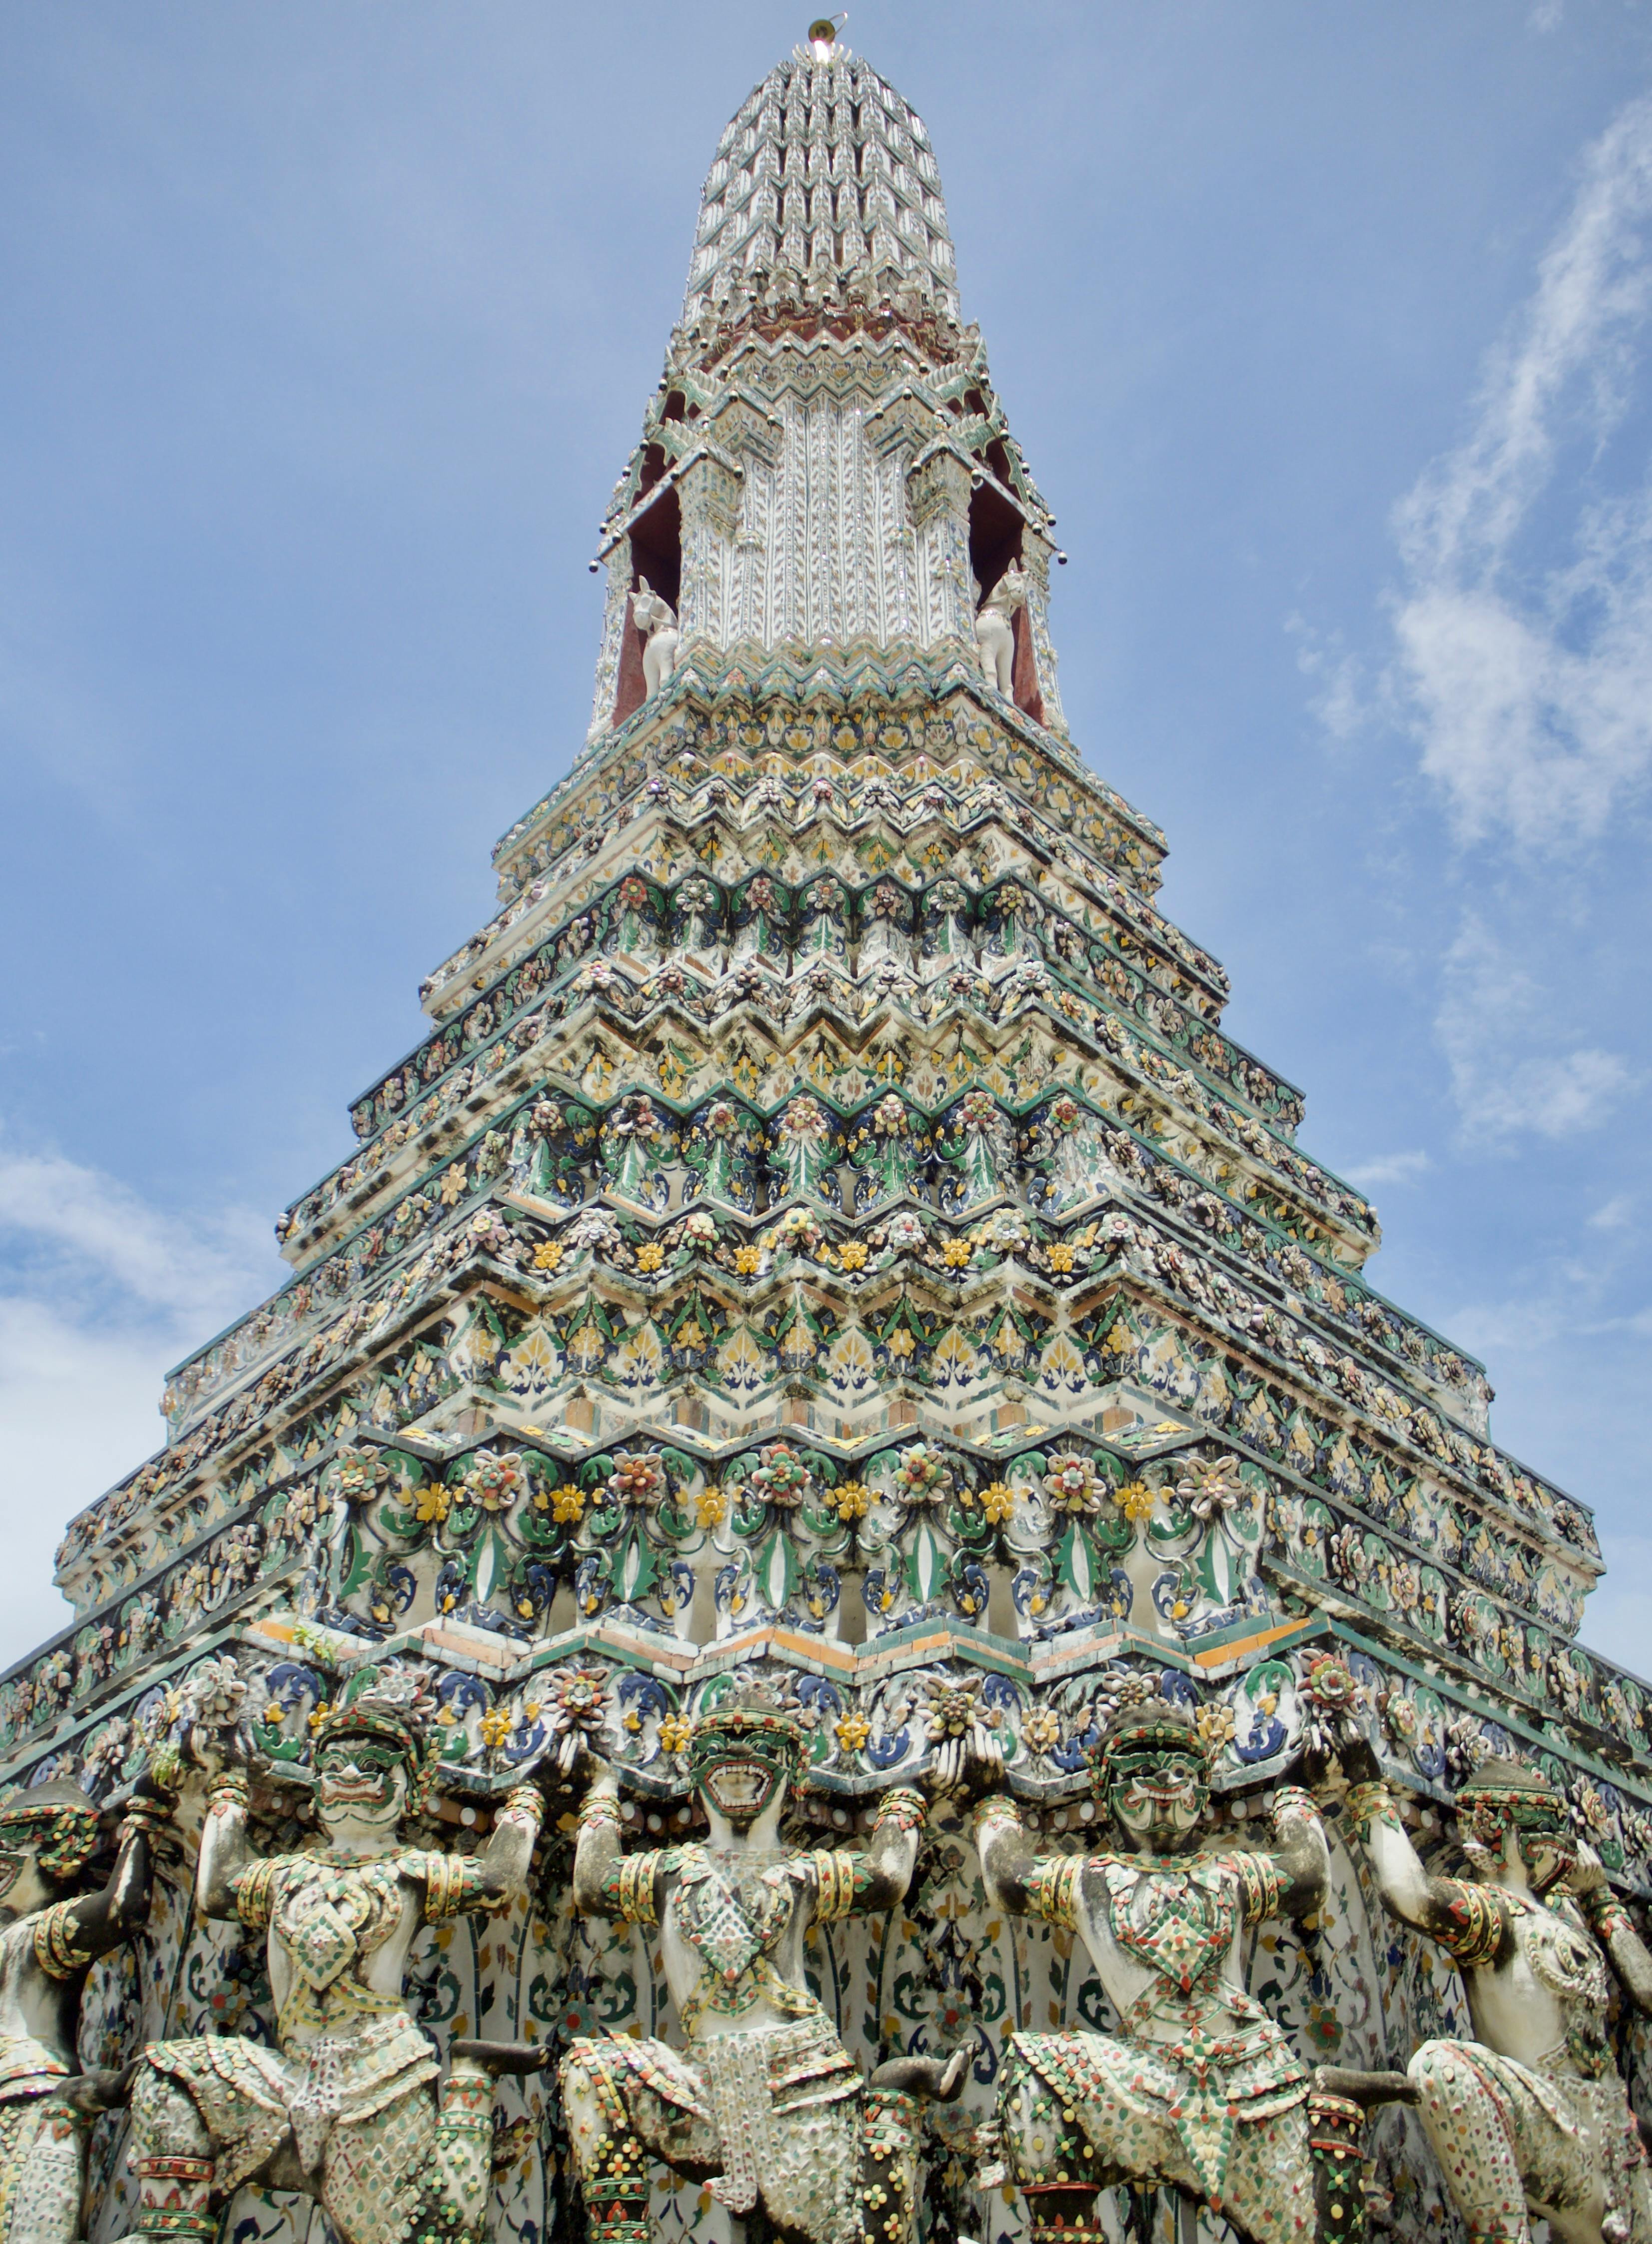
<box><xmin>1</xmin><ymin>2</ymin><xmax>1650</xmax><ymax>1675</ymax></box>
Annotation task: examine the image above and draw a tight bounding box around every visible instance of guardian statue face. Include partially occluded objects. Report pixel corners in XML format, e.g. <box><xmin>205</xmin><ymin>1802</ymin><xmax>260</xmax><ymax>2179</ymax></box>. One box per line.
<box><xmin>1459</xmin><ymin>1769</ymin><xmax>1575</xmax><ymax>1895</ymax></box>
<box><xmin>686</xmin><ymin>1700</ymin><xmax>803</xmax><ymax>1833</ymax></box>
<box><xmin>1106</xmin><ymin>1743</ymin><xmax>1209</xmax><ymax>1855</ymax></box>
<box><xmin>314</xmin><ymin>1732</ymin><xmax>411</xmax><ymax>1838</ymax></box>
<box><xmin>1092</xmin><ymin>1705</ymin><xmax>1212</xmax><ymax>1857</ymax></box>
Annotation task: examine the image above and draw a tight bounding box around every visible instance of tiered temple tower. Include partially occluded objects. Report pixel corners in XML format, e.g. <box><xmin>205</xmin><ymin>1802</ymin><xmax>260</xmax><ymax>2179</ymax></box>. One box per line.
<box><xmin>5</xmin><ymin>30</ymin><xmax>1652</xmax><ymax>2244</ymax></box>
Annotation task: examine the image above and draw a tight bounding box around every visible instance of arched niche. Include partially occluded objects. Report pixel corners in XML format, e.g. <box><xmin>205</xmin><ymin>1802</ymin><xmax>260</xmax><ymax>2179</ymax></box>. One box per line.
<box><xmin>968</xmin><ymin>477</ymin><xmax>1044</xmax><ymax>726</ymax></box>
<box><xmin>612</xmin><ymin>484</ymin><xmax>684</xmax><ymax>729</ymax></box>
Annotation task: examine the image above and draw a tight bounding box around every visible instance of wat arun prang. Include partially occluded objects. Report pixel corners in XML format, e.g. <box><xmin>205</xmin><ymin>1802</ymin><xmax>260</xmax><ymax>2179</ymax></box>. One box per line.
<box><xmin>2</xmin><ymin>26</ymin><xmax>1651</xmax><ymax>2244</ymax></box>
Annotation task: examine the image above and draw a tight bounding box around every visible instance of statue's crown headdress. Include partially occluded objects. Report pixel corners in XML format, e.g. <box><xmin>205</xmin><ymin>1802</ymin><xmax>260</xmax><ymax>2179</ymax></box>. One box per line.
<box><xmin>1456</xmin><ymin>1759</ymin><xmax>1571</xmax><ymax>1859</ymax></box>
<box><xmin>687</xmin><ymin>1687</ymin><xmax>806</xmax><ymax>1771</ymax></box>
<box><xmin>0</xmin><ymin>1780</ymin><xmax>101</xmax><ymax>1882</ymax></box>
<box><xmin>312</xmin><ymin>1666</ymin><xmax>438</xmax><ymax>1771</ymax></box>
<box><xmin>1088</xmin><ymin>1696</ymin><xmax>1210</xmax><ymax>1794</ymax></box>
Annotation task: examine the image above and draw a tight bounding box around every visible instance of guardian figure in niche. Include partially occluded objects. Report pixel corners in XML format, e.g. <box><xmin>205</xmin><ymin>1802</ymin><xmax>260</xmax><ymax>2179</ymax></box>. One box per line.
<box><xmin>1344</xmin><ymin>1746</ymin><xmax>1652</xmax><ymax>2244</ymax></box>
<box><xmin>116</xmin><ymin>1667</ymin><xmax>546</xmax><ymax>2244</ymax></box>
<box><xmin>974</xmin><ymin>563</ymin><xmax>1028</xmax><ymax>698</ymax></box>
<box><xmin>561</xmin><ymin>1689</ymin><xmax>963</xmax><ymax>2244</ymax></box>
<box><xmin>974</xmin><ymin>1698</ymin><xmax>1409</xmax><ymax>2244</ymax></box>
<box><xmin>0</xmin><ymin>1775</ymin><xmax>170</xmax><ymax>2244</ymax></box>
<box><xmin>632</xmin><ymin>578</ymin><xmax>680</xmax><ymax>698</ymax></box>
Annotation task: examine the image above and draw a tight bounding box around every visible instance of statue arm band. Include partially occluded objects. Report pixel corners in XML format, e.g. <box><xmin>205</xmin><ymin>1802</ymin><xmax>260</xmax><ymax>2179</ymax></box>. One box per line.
<box><xmin>1577</xmin><ymin>1886</ymin><xmax>1638</xmax><ymax>1946</ymax></box>
<box><xmin>1026</xmin><ymin>1853</ymin><xmax>1082</xmax><ymax>1931</ymax></box>
<box><xmin>1432</xmin><ymin>1877</ymin><xmax>1507</xmax><ymax>1969</ymax></box>
<box><xmin>230</xmin><ymin>1858</ymin><xmax>278</xmax><ymax>1931</ymax></box>
<box><xmin>1232</xmin><ymin>1850</ymin><xmax>1284</xmax><ymax>1926</ymax></box>
<box><xmin>1270</xmin><ymin>1785</ymin><xmax>1321</xmax><ymax>1835</ymax></box>
<box><xmin>414</xmin><ymin>1851</ymin><xmax>479</xmax><ymax>1923</ymax></box>
<box><xmin>601</xmin><ymin>1850</ymin><xmax>663</xmax><ymax>1926</ymax></box>
<box><xmin>811</xmin><ymin>1849</ymin><xmax>867</xmax><ymax>1923</ymax></box>
<box><xmin>971</xmin><ymin>1795</ymin><xmax>1023</xmax><ymax>1850</ymax></box>
<box><xmin>873</xmin><ymin>1787</ymin><xmax>927</xmax><ymax>1836</ymax></box>
<box><xmin>120</xmin><ymin>1793</ymin><xmax>173</xmax><ymax>1835</ymax></box>
<box><xmin>33</xmin><ymin>1900</ymin><xmax>95</xmax><ymax>1981</ymax></box>
<box><xmin>500</xmin><ymin>1785</ymin><xmax>544</xmax><ymax>1831</ymax></box>
<box><xmin>1344</xmin><ymin>1780</ymin><xmax>1399</xmax><ymax>1841</ymax></box>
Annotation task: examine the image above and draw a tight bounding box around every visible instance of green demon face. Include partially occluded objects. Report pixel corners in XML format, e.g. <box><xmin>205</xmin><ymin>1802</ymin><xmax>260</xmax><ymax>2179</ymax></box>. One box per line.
<box><xmin>1507</xmin><ymin>1804</ymin><xmax>1575</xmax><ymax>1894</ymax></box>
<box><xmin>1105</xmin><ymin>1744</ymin><xmax>1210</xmax><ymax>1855</ymax></box>
<box><xmin>687</xmin><ymin>1720</ymin><xmax>799</xmax><ymax>1832</ymax></box>
<box><xmin>1463</xmin><ymin>1783</ymin><xmax>1575</xmax><ymax>1895</ymax></box>
<box><xmin>314</xmin><ymin>1733</ymin><xmax>410</xmax><ymax>1835</ymax></box>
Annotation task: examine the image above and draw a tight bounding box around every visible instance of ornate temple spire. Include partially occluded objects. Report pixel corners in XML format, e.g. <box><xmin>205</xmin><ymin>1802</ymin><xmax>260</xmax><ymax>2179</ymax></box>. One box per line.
<box><xmin>681</xmin><ymin>34</ymin><xmax>961</xmax><ymax>332</ymax></box>
<box><xmin>585</xmin><ymin>29</ymin><xmax>1063</xmax><ymax>746</ymax></box>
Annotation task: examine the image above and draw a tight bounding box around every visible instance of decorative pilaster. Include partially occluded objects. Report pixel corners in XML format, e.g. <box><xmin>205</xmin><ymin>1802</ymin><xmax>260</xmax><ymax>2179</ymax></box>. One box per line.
<box><xmin>1020</xmin><ymin>530</ymin><xmax>1068</xmax><ymax>738</ymax></box>
<box><xmin>587</xmin><ymin>542</ymin><xmax>636</xmax><ymax>745</ymax></box>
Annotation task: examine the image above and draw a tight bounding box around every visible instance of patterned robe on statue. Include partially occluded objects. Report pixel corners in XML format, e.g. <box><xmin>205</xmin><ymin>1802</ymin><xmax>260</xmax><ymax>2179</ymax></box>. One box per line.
<box><xmin>564</xmin><ymin>1845</ymin><xmax>871</xmax><ymax>2244</ymax></box>
<box><xmin>1410</xmin><ymin>1884</ymin><xmax>1652</xmax><ymax>2244</ymax></box>
<box><xmin>1004</xmin><ymin>1849</ymin><xmax>1313</xmax><ymax>2241</ymax></box>
<box><xmin>140</xmin><ymin>1849</ymin><xmax>498</xmax><ymax>2244</ymax></box>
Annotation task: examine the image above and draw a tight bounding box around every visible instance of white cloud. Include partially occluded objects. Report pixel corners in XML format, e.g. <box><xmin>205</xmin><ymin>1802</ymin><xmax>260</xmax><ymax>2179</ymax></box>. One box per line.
<box><xmin>1287</xmin><ymin>616</ymin><xmax>1367</xmax><ymax>743</ymax></box>
<box><xmin>1341</xmin><ymin>1150</ymin><xmax>1432</xmax><ymax>1190</ymax></box>
<box><xmin>1389</xmin><ymin>89</ymin><xmax>1652</xmax><ymax>848</ymax></box>
<box><xmin>1588</xmin><ymin>1192</ymin><xmax>1639</xmax><ymax>1231</ymax></box>
<box><xmin>1435</xmin><ymin>913</ymin><xmax>1631</xmax><ymax>1141</ymax></box>
<box><xmin>0</xmin><ymin>1143</ymin><xmax>279</xmax><ymax>1672</ymax></box>
<box><xmin>0</xmin><ymin>1151</ymin><xmax>270</xmax><ymax>1324</ymax></box>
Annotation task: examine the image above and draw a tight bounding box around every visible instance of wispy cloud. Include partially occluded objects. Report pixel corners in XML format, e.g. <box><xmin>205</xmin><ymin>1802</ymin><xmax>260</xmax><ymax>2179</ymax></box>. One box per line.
<box><xmin>1435</xmin><ymin>913</ymin><xmax>1632</xmax><ymax>1142</ymax></box>
<box><xmin>0</xmin><ymin>1141</ymin><xmax>278</xmax><ymax>1669</ymax></box>
<box><xmin>1388</xmin><ymin>90</ymin><xmax>1652</xmax><ymax>848</ymax></box>
<box><xmin>1589</xmin><ymin>1192</ymin><xmax>1639</xmax><ymax>1231</ymax></box>
<box><xmin>1341</xmin><ymin>1150</ymin><xmax>1432</xmax><ymax>1191</ymax></box>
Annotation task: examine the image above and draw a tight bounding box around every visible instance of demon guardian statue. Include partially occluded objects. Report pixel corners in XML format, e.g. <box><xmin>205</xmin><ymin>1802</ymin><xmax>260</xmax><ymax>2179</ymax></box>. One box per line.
<box><xmin>1346</xmin><ymin>1747</ymin><xmax>1652</xmax><ymax>2244</ymax></box>
<box><xmin>0</xmin><ymin>1777</ymin><xmax>169</xmax><ymax>2244</ymax></box>
<box><xmin>116</xmin><ymin>1668</ymin><xmax>544</xmax><ymax>2244</ymax></box>
<box><xmin>561</xmin><ymin>1689</ymin><xmax>961</xmax><ymax>2244</ymax></box>
<box><xmin>975</xmin><ymin>1698</ymin><xmax>1368</xmax><ymax>2244</ymax></box>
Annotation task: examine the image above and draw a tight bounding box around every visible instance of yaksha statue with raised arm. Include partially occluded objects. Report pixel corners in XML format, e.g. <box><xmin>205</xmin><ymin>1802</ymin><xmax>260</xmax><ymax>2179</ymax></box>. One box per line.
<box><xmin>561</xmin><ymin>1689</ymin><xmax>962</xmax><ymax>2244</ymax></box>
<box><xmin>0</xmin><ymin>1774</ymin><xmax>170</xmax><ymax>2244</ymax></box>
<box><xmin>1345</xmin><ymin>1746</ymin><xmax>1652</xmax><ymax>2244</ymax></box>
<box><xmin>975</xmin><ymin>1697</ymin><xmax>1365</xmax><ymax>2244</ymax></box>
<box><xmin>119</xmin><ymin>1667</ymin><xmax>545</xmax><ymax>2244</ymax></box>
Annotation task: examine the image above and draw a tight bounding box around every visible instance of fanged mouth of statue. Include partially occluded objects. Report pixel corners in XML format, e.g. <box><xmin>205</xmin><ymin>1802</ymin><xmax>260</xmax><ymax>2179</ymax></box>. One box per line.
<box><xmin>704</xmin><ymin>1760</ymin><xmax>770</xmax><ymax>1815</ymax></box>
<box><xmin>321</xmin><ymin>1774</ymin><xmax>390</xmax><ymax>1806</ymax></box>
